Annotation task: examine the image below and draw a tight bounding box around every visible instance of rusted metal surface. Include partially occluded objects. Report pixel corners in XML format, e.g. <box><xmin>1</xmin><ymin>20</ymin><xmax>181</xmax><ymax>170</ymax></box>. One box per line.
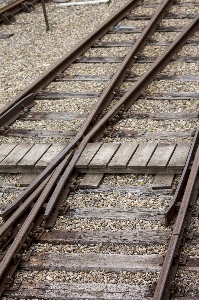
<box><xmin>89</xmin><ymin>15</ymin><xmax>199</xmax><ymax>140</ymax></box>
<box><xmin>153</xmin><ymin>145</ymin><xmax>199</xmax><ymax>300</ymax></box>
<box><xmin>0</xmin><ymin>176</ymin><xmax>50</xmax><ymax>247</ymax></box>
<box><xmin>89</xmin><ymin>0</ymin><xmax>173</xmax><ymax>127</ymax></box>
<box><xmin>0</xmin><ymin>0</ymin><xmax>171</xmax><ymax>219</ymax></box>
<box><xmin>163</xmin><ymin>126</ymin><xmax>199</xmax><ymax>225</ymax></box>
<box><xmin>2</xmin><ymin>10</ymin><xmax>199</xmax><ymax>222</ymax></box>
<box><xmin>40</xmin><ymin>0</ymin><xmax>176</xmax><ymax>220</ymax></box>
<box><xmin>0</xmin><ymin>0</ymin><xmax>38</xmax><ymax>24</ymax></box>
<box><xmin>0</xmin><ymin>152</ymin><xmax>72</xmax><ymax>295</ymax></box>
<box><xmin>41</xmin><ymin>15</ymin><xmax>199</xmax><ymax>230</ymax></box>
<box><xmin>0</xmin><ymin>93</ymin><xmax>35</xmax><ymax>133</ymax></box>
<box><xmin>0</xmin><ymin>2</ymin><xmax>199</xmax><ymax>298</ymax></box>
<box><xmin>0</xmin><ymin>0</ymin><xmax>140</xmax><ymax>117</ymax></box>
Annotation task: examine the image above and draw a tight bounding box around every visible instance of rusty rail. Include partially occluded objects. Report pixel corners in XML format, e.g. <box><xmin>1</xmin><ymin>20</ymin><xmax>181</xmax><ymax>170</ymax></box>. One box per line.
<box><xmin>42</xmin><ymin>14</ymin><xmax>199</xmax><ymax>222</ymax></box>
<box><xmin>0</xmin><ymin>0</ymin><xmax>140</xmax><ymax>118</ymax></box>
<box><xmin>1</xmin><ymin>8</ymin><xmax>199</xmax><ymax>224</ymax></box>
<box><xmin>0</xmin><ymin>0</ymin><xmax>170</xmax><ymax>219</ymax></box>
<box><xmin>0</xmin><ymin>152</ymin><xmax>73</xmax><ymax>296</ymax></box>
<box><xmin>0</xmin><ymin>0</ymin><xmax>38</xmax><ymax>24</ymax></box>
<box><xmin>153</xmin><ymin>136</ymin><xmax>199</xmax><ymax>300</ymax></box>
<box><xmin>0</xmin><ymin>2</ymin><xmax>199</xmax><ymax>297</ymax></box>
<box><xmin>163</xmin><ymin>126</ymin><xmax>199</xmax><ymax>225</ymax></box>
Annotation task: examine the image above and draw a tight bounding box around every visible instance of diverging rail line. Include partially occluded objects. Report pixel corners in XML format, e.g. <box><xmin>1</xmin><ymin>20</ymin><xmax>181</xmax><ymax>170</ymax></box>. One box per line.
<box><xmin>0</xmin><ymin>0</ymin><xmax>199</xmax><ymax>298</ymax></box>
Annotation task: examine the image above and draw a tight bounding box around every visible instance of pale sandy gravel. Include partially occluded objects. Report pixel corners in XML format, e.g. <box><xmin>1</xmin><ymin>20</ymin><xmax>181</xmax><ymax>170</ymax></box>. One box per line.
<box><xmin>0</xmin><ymin>0</ymin><xmax>13</xmax><ymax>8</ymax></box>
<box><xmin>0</xmin><ymin>0</ymin><xmax>129</xmax><ymax>108</ymax></box>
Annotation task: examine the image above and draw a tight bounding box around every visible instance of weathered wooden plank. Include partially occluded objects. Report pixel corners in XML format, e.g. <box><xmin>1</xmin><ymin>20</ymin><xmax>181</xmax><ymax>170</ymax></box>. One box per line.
<box><xmin>128</xmin><ymin>143</ymin><xmax>157</xmax><ymax>169</ymax></box>
<box><xmin>128</xmin><ymin>112</ymin><xmax>199</xmax><ymax>120</ymax></box>
<box><xmin>38</xmin><ymin>229</ymin><xmax>170</xmax><ymax>245</ymax></box>
<box><xmin>76</xmin><ymin>143</ymin><xmax>102</xmax><ymax>168</ymax></box>
<box><xmin>18</xmin><ymin>173</ymin><xmax>39</xmax><ymax>187</ymax></box>
<box><xmin>18</xmin><ymin>144</ymin><xmax>51</xmax><ymax>167</ymax></box>
<box><xmin>35</xmin><ymin>91</ymin><xmax>100</xmax><ymax>99</ymax></box>
<box><xmin>4</xmin><ymin>129</ymin><xmax>77</xmax><ymax>138</ymax></box>
<box><xmin>109</xmin><ymin>26</ymin><xmax>183</xmax><ymax>34</ymax></box>
<box><xmin>169</xmin><ymin>75</ymin><xmax>199</xmax><ymax>82</ymax></box>
<box><xmin>167</xmin><ymin>143</ymin><xmax>190</xmax><ymax>170</ymax></box>
<box><xmin>79</xmin><ymin>185</ymin><xmax>170</xmax><ymax>194</ymax></box>
<box><xmin>68</xmin><ymin>207</ymin><xmax>164</xmax><ymax>221</ymax></box>
<box><xmin>189</xmin><ymin>232</ymin><xmax>199</xmax><ymax>245</ymax></box>
<box><xmin>108</xmin><ymin>143</ymin><xmax>138</xmax><ymax>168</ymax></box>
<box><xmin>147</xmin><ymin>144</ymin><xmax>176</xmax><ymax>169</ymax></box>
<box><xmin>21</xmin><ymin>111</ymin><xmax>88</xmax><ymax>121</ymax></box>
<box><xmin>127</xmin><ymin>13</ymin><xmax>196</xmax><ymax>20</ymax></box>
<box><xmin>56</xmin><ymin>74</ymin><xmax>110</xmax><ymax>81</ymax></box>
<box><xmin>0</xmin><ymin>144</ymin><xmax>33</xmax><ymax>167</ymax></box>
<box><xmin>146</xmin><ymin>92</ymin><xmax>199</xmax><ymax>100</ymax></box>
<box><xmin>76</xmin><ymin>56</ymin><xmax>199</xmax><ymax>64</ymax></box>
<box><xmin>112</xmin><ymin>130</ymin><xmax>191</xmax><ymax>140</ymax></box>
<box><xmin>79</xmin><ymin>173</ymin><xmax>104</xmax><ymax>189</ymax></box>
<box><xmin>56</xmin><ymin>73</ymin><xmax>199</xmax><ymax>84</ymax></box>
<box><xmin>89</xmin><ymin>143</ymin><xmax>120</xmax><ymax>169</ymax></box>
<box><xmin>179</xmin><ymin>256</ymin><xmax>199</xmax><ymax>270</ymax></box>
<box><xmin>94</xmin><ymin>40</ymin><xmax>134</xmax><ymax>47</ymax></box>
<box><xmin>0</xmin><ymin>143</ymin><xmax>17</xmax><ymax>163</ymax></box>
<box><xmin>79</xmin><ymin>167</ymin><xmax>181</xmax><ymax>175</ymax></box>
<box><xmin>109</xmin><ymin>26</ymin><xmax>142</xmax><ymax>33</ymax></box>
<box><xmin>95</xmin><ymin>39</ymin><xmax>199</xmax><ymax>48</ymax></box>
<box><xmin>76</xmin><ymin>56</ymin><xmax>124</xmax><ymax>63</ymax></box>
<box><xmin>79</xmin><ymin>167</ymin><xmax>182</xmax><ymax>175</ymax></box>
<box><xmin>4</xmin><ymin>282</ymin><xmax>150</xmax><ymax>299</ymax></box>
<box><xmin>144</xmin><ymin>2</ymin><xmax>199</xmax><ymax>7</ymax></box>
<box><xmin>157</xmin><ymin>73</ymin><xmax>199</xmax><ymax>82</ymax></box>
<box><xmin>152</xmin><ymin>174</ymin><xmax>174</xmax><ymax>190</ymax></box>
<box><xmin>35</xmin><ymin>144</ymin><xmax>66</xmax><ymax>169</ymax></box>
<box><xmin>20</xmin><ymin>253</ymin><xmax>161</xmax><ymax>272</ymax></box>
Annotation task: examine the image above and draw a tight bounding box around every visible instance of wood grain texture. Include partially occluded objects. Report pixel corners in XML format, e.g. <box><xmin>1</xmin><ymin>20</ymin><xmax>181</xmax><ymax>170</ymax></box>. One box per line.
<box><xmin>38</xmin><ymin>229</ymin><xmax>170</xmax><ymax>245</ymax></box>
<box><xmin>147</xmin><ymin>144</ymin><xmax>176</xmax><ymax>169</ymax></box>
<box><xmin>167</xmin><ymin>143</ymin><xmax>190</xmax><ymax>169</ymax></box>
<box><xmin>36</xmin><ymin>144</ymin><xmax>66</xmax><ymax>168</ymax></box>
<box><xmin>0</xmin><ymin>143</ymin><xmax>33</xmax><ymax>167</ymax></box>
<box><xmin>108</xmin><ymin>143</ymin><xmax>138</xmax><ymax>168</ymax></box>
<box><xmin>4</xmin><ymin>282</ymin><xmax>151</xmax><ymax>299</ymax></box>
<box><xmin>68</xmin><ymin>207</ymin><xmax>164</xmax><ymax>221</ymax></box>
<box><xmin>20</xmin><ymin>252</ymin><xmax>161</xmax><ymax>272</ymax></box>
<box><xmin>89</xmin><ymin>143</ymin><xmax>120</xmax><ymax>169</ymax></box>
<box><xmin>0</xmin><ymin>143</ymin><xmax>17</xmax><ymax>163</ymax></box>
<box><xmin>18</xmin><ymin>144</ymin><xmax>51</xmax><ymax>167</ymax></box>
<box><xmin>76</xmin><ymin>143</ymin><xmax>102</xmax><ymax>168</ymax></box>
<box><xmin>79</xmin><ymin>173</ymin><xmax>104</xmax><ymax>188</ymax></box>
<box><xmin>128</xmin><ymin>143</ymin><xmax>157</xmax><ymax>168</ymax></box>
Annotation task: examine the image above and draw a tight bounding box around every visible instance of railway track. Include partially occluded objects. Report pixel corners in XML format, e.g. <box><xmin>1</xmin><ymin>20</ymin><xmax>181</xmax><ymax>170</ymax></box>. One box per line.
<box><xmin>0</xmin><ymin>0</ymin><xmax>199</xmax><ymax>298</ymax></box>
<box><xmin>0</xmin><ymin>0</ymin><xmax>40</xmax><ymax>25</ymax></box>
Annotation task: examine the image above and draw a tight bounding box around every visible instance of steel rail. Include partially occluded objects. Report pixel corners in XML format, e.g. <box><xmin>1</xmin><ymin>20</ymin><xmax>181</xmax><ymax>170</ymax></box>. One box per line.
<box><xmin>0</xmin><ymin>0</ymin><xmax>170</xmax><ymax>219</ymax></box>
<box><xmin>2</xmin><ymin>13</ymin><xmax>199</xmax><ymax>221</ymax></box>
<box><xmin>0</xmin><ymin>150</ymin><xmax>73</xmax><ymax>238</ymax></box>
<box><xmin>43</xmin><ymin>0</ymin><xmax>173</xmax><ymax>218</ymax></box>
<box><xmin>153</xmin><ymin>139</ymin><xmax>199</xmax><ymax>300</ymax></box>
<box><xmin>0</xmin><ymin>175</ymin><xmax>50</xmax><ymax>246</ymax></box>
<box><xmin>88</xmin><ymin>0</ymin><xmax>173</xmax><ymax>127</ymax></box>
<box><xmin>43</xmin><ymin>15</ymin><xmax>199</xmax><ymax>220</ymax></box>
<box><xmin>0</xmin><ymin>152</ymin><xmax>72</xmax><ymax>296</ymax></box>
<box><xmin>0</xmin><ymin>0</ymin><xmax>38</xmax><ymax>24</ymax></box>
<box><xmin>0</xmin><ymin>0</ymin><xmax>140</xmax><ymax>117</ymax></box>
<box><xmin>163</xmin><ymin>126</ymin><xmax>199</xmax><ymax>225</ymax></box>
<box><xmin>0</xmin><ymin>9</ymin><xmax>198</xmax><ymax>295</ymax></box>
